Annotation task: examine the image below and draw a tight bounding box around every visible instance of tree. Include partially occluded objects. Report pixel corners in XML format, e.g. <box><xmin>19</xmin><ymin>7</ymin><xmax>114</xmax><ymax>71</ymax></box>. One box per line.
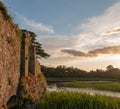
<box><xmin>35</xmin><ymin>42</ymin><xmax>50</xmax><ymax>58</ymax></box>
<box><xmin>22</xmin><ymin>30</ymin><xmax>50</xmax><ymax>59</ymax></box>
<box><xmin>106</xmin><ymin>65</ymin><xmax>114</xmax><ymax>71</ymax></box>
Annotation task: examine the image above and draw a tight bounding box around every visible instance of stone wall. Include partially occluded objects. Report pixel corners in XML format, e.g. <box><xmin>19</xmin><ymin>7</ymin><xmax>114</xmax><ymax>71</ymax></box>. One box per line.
<box><xmin>20</xmin><ymin>30</ymin><xmax>32</xmax><ymax>77</ymax></box>
<box><xmin>35</xmin><ymin>59</ymin><xmax>41</xmax><ymax>77</ymax></box>
<box><xmin>20</xmin><ymin>30</ymin><xmax>42</xmax><ymax>77</ymax></box>
<box><xmin>0</xmin><ymin>9</ymin><xmax>21</xmax><ymax>108</ymax></box>
<box><xmin>29</xmin><ymin>45</ymin><xmax>36</xmax><ymax>75</ymax></box>
<box><xmin>0</xmin><ymin>2</ymin><xmax>46</xmax><ymax>108</ymax></box>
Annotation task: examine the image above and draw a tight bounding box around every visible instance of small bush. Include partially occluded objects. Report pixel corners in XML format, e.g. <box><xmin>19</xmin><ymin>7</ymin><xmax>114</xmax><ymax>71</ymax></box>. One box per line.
<box><xmin>0</xmin><ymin>1</ymin><xmax>12</xmax><ymax>21</ymax></box>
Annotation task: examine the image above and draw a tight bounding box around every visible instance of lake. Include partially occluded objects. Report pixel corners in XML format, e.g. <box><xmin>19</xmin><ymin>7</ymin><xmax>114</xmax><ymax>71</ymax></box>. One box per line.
<box><xmin>47</xmin><ymin>83</ymin><xmax>120</xmax><ymax>98</ymax></box>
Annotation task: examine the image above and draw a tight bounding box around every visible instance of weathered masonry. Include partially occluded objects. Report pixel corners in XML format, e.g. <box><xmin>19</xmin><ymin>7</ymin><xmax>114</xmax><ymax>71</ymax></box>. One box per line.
<box><xmin>20</xmin><ymin>30</ymin><xmax>41</xmax><ymax>77</ymax></box>
<box><xmin>0</xmin><ymin>2</ymin><xmax>45</xmax><ymax>108</ymax></box>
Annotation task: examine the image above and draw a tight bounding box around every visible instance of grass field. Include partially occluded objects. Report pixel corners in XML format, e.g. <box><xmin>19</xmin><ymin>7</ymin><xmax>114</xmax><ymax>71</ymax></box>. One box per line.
<box><xmin>60</xmin><ymin>81</ymin><xmax>120</xmax><ymax>92</ymax></box>
<box><xmin>37</xmin><ymin>92</ymin><xmax>120</xmax><ymax>109</ymax></box>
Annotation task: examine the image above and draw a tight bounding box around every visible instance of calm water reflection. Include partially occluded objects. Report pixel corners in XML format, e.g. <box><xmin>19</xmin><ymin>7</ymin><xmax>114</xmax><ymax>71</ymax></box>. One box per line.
<box><xmin>47</xmin><ymin>84</ymin><xmax>120</xmax><ymax>98</ymax></box>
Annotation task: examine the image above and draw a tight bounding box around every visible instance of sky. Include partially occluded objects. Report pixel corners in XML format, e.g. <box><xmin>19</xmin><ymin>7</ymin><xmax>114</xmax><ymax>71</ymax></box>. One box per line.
<box><xmin>2</xmin><ymin>0</ymin><xmax>120</xmax><ymax>71</ymax></box>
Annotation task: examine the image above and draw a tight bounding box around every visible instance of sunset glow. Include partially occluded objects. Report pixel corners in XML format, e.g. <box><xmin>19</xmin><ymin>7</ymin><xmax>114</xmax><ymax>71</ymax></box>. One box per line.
<box><xmin>3</xmin><ymin>0</ymin><xmax>120</xmax><ymax>71</ymax></box>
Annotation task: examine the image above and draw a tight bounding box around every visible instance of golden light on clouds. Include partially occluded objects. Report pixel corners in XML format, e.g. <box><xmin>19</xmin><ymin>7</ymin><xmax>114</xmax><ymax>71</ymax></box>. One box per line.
<box><xmin>61</xmin><ymin>45</ymin><xmax>120</xmax><ymax>57</ymax></box>
<box><xmin>101</xmin><ymin>27</ymin><xmax>120</xmax><ymax>36</ymax></box>
<box><xmin>63</xmin><ymin>54</ymin><xmax>120</xmax><ymax>71</ymax></box>
<box><xmin>40</xmin><ymin>1</ymin><xmax>120</xmax><ymax>70</ymax></box>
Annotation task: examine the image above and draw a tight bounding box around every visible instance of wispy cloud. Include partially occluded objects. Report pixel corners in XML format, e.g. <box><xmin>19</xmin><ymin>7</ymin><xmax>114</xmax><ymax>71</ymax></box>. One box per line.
<box><xmin>16</xmin><ymin>14</ymin><xmax>55</xmax><ymax>34</ymax></box>
<box><xmin>101</xmin><ymin>27</ymin><xmax>120</xmax><ymax>36</ymax></box>
<box><xmin>23</xmin><ymin>17</ymin><xmax>55</xmax><ymax>34</ymax></box>
<box><xmin>61</xmin><ymin>45</ymin><xmax>120</xmax><ymax>57</ymax></box>
<box><xmin>39</xmin><ymin>35</ymin><xmax>77</xmax><ymax>52</ymax></box>
<box><xmin>39</xmin><ymin>1</ymin><xmax>120</xmax><ymax>69</ymax></box>
<box><xmin>41</xmin><ymin>1</ymin><xmax>120</xmax><ymax>60</ymax></box>
<box><xmin>38</xmin><ymin>1</ymin><xmax>120</xmax><ymax>70</ymax></box>
<box><xmin>61</xmin><ymin>49</ymin><xmax>87</xmax><ymax>57</ymax></box>
<box><xmin>75</xmin><ymin>2</ymin><xmax>120</xmax><ymax>50</ymax></box>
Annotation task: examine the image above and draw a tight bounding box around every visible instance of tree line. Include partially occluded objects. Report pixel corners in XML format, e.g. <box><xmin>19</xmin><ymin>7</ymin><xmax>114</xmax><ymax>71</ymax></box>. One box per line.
<box><xmin>41</xmin><ymin>65</ymin><xmax>120</xmax><ymax>79</ymax></box>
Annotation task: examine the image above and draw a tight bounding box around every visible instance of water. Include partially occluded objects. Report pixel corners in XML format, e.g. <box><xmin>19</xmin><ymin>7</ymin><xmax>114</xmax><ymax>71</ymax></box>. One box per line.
<box><xmin>47</xmin><ymin>84</ymin><xmax>120</xmax><ymax>98</ymax></box>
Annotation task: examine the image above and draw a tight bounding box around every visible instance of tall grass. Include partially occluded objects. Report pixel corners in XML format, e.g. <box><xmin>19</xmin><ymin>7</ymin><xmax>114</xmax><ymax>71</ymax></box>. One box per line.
<box><xmin>61</xmin><ymin>82</ymin><xmax>120</xmax><ymax>92</ymax></box>
<box><xmin>37</xmin><ymin>92</ymin><xmax>120</xmax><ymax>109</ymax></box>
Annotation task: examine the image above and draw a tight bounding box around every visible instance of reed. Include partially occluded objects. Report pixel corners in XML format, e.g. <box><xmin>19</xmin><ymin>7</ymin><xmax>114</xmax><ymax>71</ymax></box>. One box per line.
<box><xmin>37</xmin><ymin>92</ymin><xmax>120</xmax><ymax>109</ymax></box>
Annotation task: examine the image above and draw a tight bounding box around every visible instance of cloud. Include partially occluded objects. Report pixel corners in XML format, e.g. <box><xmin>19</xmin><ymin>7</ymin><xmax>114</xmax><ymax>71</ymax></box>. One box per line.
<box><xmin>33</xmin><ymin>2</ymin><xmax>120</xmax><ymax>69</ymax></box>
<box><xmin>101</xmin><ymin>27</ymin><xmax>120</xmax><ymax>36</ymax></box>
<box><xmin>40</xmin><ymin>2</ymin><xmax>120</xmax><ymax>59</ymax></box>
<box><xmin>75</xmin><ymin>2</ymin><xmax>120</xmax><ymax>50</ymax></box>
<box><xmin>23</xmin><ymin>17</ymin><xmax>55</xmax><ymax>34</ymax></box>
<box><xmin>16</xmin><ymin>14</ymin><xmax>55</xmax><ymax>34</ymax></box>
<box><xmin>39</xmin><ymin>35</ymin><xmax>77</xmax><ymax>53</ymax></box>
<box><xmin>61</xmin><ymin>49</ymin><xmax>87</xmax><ymax>57</ymax></box>
<box><xmin>61</xmin><ymin>45</ymin><xmax>120</xmax><ymax>57</ymax></box>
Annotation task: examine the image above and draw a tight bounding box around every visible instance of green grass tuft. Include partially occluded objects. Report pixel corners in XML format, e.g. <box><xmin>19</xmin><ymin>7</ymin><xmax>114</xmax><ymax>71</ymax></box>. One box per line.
<box><xmin>37</xmin><ymin>92</ymin><xmax>120</xmax><ymax>109</ymax></box>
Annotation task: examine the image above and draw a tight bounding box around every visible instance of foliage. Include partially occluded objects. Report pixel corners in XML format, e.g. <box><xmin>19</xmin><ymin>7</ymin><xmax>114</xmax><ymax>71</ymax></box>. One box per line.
<box><xmin>18</xmin><ymin>82</ymin><xmax>26</xmax><ymax>90</ymax></box>
<box><xmin>29</xmin><ymin>31</ymin><xmax>50</xmax><ymax>58</ymax></box>
<box><xmin>35</xmin><ymin>42</ymin><xmax>50</xmax><ymax>58</ymax></box>
<box><xmin>41</xmin><ymin>65</ymin><xmax>120</xmax><ymax>79</ymax></box>
<box><xmin>37</xmin><ymin>92</ymin><xmax>120</xmax><ymax>109</ymax></box>
<box><xmin>22</xmin><ymin>30</ymin><xmax>50</xmax><ymax>59</ymax></box>
<box><xmin>0</xmin><ymin>1</ymin><xmax>12</xmax><ymax>21</ymax></box>
<box><xmin>106</xmin><ymin>65</ymin><xmax>114</xmax><ymax>71</ymax></box>
<box><xmin>41</xmin><ymin>65</ymin><xmax>87</xmax><ymax>78</ymax></box>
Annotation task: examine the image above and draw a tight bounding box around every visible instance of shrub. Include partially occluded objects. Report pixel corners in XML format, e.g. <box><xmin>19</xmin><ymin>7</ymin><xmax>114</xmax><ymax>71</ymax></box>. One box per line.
<box><xmin>0</xmin><ymin>1</ymin><xmax>12</xmax><ymax>21</ymax></box>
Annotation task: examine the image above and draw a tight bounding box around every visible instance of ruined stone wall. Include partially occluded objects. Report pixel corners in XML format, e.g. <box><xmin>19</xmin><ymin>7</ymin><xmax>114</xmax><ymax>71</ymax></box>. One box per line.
<box><xmin>0</xmin><ymin>2</ymin><xmax>46</xmax><ymax>108</ymax></box>
<box><xmin>35</xmin><ymin>59</ymin><xmax>41</xmax><ymax>76</ymax></box>
<box><xmin>29</xmin><ymin>46</ymin><xmax>42</xmax><ymax>76</ymax></box>
<box><xmin>29</xmin><ymin>45</ymin><xmax>36</xmax><ymax>75</ymax></box>
<box><xmin>0</xmin><ymin>10</ymin><xmax>21</xmax><ymax>108</ymax></box>
<box><xmin>25</xmin><ymin>33</ymin><xmax>32</xmax><ymax>77</ymax></box>
<box><xmin>20</xmin><ymin>30</ymin><xmax>42</xmax><ymax>77</ymax></box>
<box><xmin>20</xmin><ymin>31</ymin><xmax>32</xmax><ymax>77</ymax></box>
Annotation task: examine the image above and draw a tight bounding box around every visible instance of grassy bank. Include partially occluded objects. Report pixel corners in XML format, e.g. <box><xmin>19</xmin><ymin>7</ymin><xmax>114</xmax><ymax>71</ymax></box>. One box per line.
<box><xmin>37</xmin><ymin>92</ymin><xmax>120</xmax><ymax>109</ymax></box>
<box><xmin>46</xmin><ymin>77</ymin><xmax>118</xmax><ymax>82</ymax></box>
<box><xmin>61</xmin><ymin>81</ymin><xmax>120</xmax><ymax>92</ymax></box>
